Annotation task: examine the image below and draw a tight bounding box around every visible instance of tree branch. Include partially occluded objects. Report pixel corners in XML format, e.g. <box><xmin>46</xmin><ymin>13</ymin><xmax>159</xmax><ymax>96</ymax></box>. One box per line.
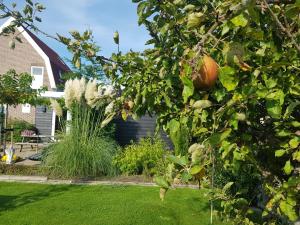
<box><xmin>262</xmin><ymin>0</ymin><xmax>300</xmax><ymax>53</ymax></box>
<box><xmin>195</xmin><ymin>21</ymin><xmax>219</xmax><ymax>56</ymax></box>
<box><xmin>265</xmin><ymin>0</ymin><xmax>295</xmax><ymax>4</ymax></box>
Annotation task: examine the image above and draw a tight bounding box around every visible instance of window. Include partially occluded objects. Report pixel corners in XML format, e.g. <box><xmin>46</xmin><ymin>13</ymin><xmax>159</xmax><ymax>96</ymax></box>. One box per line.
<box><xmin>22</xmin><ymin>104</ymin><xmax>31</xmax><ymax>113</ymax></box>
<box><xmin>31</xmin><ymin>66</ymin><xmax>44</xmax><ymax>89</ymax></box>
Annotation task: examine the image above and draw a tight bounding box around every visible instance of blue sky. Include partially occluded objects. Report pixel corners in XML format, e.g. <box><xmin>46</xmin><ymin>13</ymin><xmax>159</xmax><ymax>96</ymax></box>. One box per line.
<box><xmin>1</xmin><ymin>0</ymin><xmax>150</xmax><ymax>60</ymax></box>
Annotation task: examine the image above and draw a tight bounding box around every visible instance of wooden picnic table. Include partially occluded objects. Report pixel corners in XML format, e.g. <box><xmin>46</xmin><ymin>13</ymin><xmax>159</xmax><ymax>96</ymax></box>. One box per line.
<box><xmin>15</xmin><ymin>134</ymin><xmax>55</xmax><ymax>152</ymax></box>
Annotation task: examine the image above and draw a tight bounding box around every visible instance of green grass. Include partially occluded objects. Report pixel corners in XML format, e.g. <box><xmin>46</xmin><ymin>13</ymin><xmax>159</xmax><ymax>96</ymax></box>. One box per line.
<box><xmin>0</xmin><ymin>182</ymin><xmax>229</xmax><ymax>225</ymax></box>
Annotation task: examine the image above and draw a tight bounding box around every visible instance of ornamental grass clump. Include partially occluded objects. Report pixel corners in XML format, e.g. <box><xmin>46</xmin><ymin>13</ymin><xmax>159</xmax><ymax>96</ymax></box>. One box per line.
<box><xmin>43</xmin><ymin>78</ymin><xmax>119</xmax><ymax>178</ymax></box>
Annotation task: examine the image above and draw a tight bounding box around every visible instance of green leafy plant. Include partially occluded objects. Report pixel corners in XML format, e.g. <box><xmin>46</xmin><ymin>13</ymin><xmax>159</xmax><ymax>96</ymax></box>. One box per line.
<box><xmin>1</xmin><ymin>0</ymin><xmax>300</xmax><ymax>224</ymax></box>
<box><xmin>0</xmin><ymin>69</ymin><xmax>44</xmax><ymax>106</ymax></box>
<box><xmin>103</xmin><ymin>1</ymin><xmax>299</xmax><ymax>224</ymax></box>
<box><xmin>7</xmin><ymin>119</ymin><xmax>37</xmax><ymax>142</ymax></box>
<box><xmin>113</xmin><ymin>137</ymin><xmax>167</xmax><ymax>176</ymax></box>
<box><xmin>0</xmin><ymin>69</ymin><xmax>45</xmax><ymax>147</ymax></box>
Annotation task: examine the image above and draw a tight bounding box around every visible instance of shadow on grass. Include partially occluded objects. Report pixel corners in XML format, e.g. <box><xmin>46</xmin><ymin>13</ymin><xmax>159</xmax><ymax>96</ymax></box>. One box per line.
<box><xmin>188</xmin><ymin>196</ymin><xmax>211</xmax><ymax>210</ymax></box>
<box><xmin>0</xmin><ymin>185</ymin><xmax>74</xmax><ymax>214</ymax></box>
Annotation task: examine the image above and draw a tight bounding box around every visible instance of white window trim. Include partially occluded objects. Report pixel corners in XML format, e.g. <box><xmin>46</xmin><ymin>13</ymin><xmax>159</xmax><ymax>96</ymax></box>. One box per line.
<box><xmin>31</xmin><ymin>66</ymin><xmax>44</xmax><ymax>89</ymax></box>
<box><xmin>31</xmin><ymin>66</ymin><xmax>44</xmax><ymax>75</ymax></box>
<box><xmin>22</xmin><ymin>104</ymin><xmax>31</xmax><ymax>114</ymax></box>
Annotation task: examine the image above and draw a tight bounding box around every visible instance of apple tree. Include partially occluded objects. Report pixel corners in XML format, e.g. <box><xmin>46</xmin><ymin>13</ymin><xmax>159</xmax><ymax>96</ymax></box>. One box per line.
<box><xmin>102</xmin><ymin>1</ymin><xmax>300</xmax><ymax>223</ymax></box>
<box><xmin>1</xmin><ymin>0</ymin><xmax>299</xmax><ymax>224</ymax></box>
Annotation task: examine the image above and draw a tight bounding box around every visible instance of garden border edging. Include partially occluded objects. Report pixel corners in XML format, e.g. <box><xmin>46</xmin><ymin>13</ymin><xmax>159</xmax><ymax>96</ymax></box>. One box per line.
<box><xmin>0</xmin><ymin>175</ymin><xmax>199</xmax><ymax>189</ymax></box>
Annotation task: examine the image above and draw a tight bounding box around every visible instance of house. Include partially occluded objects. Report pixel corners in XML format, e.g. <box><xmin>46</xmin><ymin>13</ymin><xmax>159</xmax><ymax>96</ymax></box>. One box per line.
<box><xmin>0</xmin><ymin>17</ymin><xmax>70</xmax><ymax>137</ymax></box>
<box><xmin>0</xmin><ymin>17</ymin><xmax>172</xmax><ymax>147</ymax></box>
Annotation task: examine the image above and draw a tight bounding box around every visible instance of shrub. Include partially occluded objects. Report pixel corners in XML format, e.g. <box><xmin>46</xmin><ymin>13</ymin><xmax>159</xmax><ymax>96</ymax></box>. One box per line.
<box><xmin>7</xmin><ymin>119</ymin><xmax>38</xmax><ymax>142</ymax></box>
<box><xmin>113</xmin><ymin>137</ymin><xmax>167</xmax><ymax>176</ymax></box>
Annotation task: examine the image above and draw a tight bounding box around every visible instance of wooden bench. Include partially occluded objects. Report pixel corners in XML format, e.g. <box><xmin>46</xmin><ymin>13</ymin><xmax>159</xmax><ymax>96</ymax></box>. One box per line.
<box><xmin>15</xmin><ymin>130</ymin><xmax>54</xmax><ymax>152</ymax></box>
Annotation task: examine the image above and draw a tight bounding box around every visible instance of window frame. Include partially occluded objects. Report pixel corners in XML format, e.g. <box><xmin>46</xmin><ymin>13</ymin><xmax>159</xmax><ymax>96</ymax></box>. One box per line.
<box><xmin>21</xmin><ymin>103</ymin><xmax>31</xmax><ymax>114</ymax></box>
<box><xmin>31</xmin><ymin>66</ymin><xmax>44</xmax><ymax>89</ymax></box>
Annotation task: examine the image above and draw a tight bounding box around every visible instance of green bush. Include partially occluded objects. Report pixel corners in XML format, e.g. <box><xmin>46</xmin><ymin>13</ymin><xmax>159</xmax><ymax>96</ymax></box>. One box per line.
<box><xmin>42</xmin><ymin>104</ymin><xmax>119</xmax><ymax>179</ymax></box>
<box><xmin>7</xmin><ymin>119</ymin><xmax>37</xmax><ymax>142</ymax></box>
<box><xmin>113</xmin><ymin>137</ymin><xmax>167</xmax><ymax>176</ymax></box>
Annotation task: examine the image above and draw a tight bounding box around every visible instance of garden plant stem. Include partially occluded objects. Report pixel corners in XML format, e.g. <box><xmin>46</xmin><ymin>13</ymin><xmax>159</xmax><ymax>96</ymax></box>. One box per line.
<box><xmin>210</xmin><ymin>146</ymin><xmax>215</xmax><ymax>225</ymax></box>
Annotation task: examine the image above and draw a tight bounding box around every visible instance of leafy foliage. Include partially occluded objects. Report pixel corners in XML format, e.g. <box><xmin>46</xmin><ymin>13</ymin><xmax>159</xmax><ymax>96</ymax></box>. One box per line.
<box><xmin>0</xmin><ymin>70</ymin><xmax>44</xmax><ymax>139</ymax></box>
<box><xmin>7</xmin><ymin>119</ymin><xmax>37</xmax><ymax>142</ymax></box>
<box><xmin>0</xmin><ymin>69</ymin><xmax>42</xmax><ymax>105</ymax></box>
<box><xmin>105</xmin><ymin>1</ymin><xmax>299</xmax><ymax>223</ymax></box>
<box><xmin>113</xmin><ymin>137</ymin><xmax>167</xmax><ymax>176</ymax></box>
<box><xmin>110</xmin><ymin>1</ymin><xmax>299</xmax><ymax>223</ymax></box>
<box><xmin>0</xmin><ymin>0</ymin><xmax>46</xmax><ymax>48</ymax></box>
<box><xmin>60</xmin><ymin>32</ymin><xmax>107</xmax><ymax>81</ymax></box>
<box><xmin>1</xmin><ymin>0</ymin><xmax>300</xmax><ymax>224</ymax></box>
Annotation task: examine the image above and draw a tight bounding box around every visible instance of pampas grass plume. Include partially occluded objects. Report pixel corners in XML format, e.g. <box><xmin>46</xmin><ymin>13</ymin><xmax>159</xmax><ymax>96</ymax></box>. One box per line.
<box><xmin>50</xmin><ymin>98</ymin><xmax>63</xmax><ymax>117</ymax></box>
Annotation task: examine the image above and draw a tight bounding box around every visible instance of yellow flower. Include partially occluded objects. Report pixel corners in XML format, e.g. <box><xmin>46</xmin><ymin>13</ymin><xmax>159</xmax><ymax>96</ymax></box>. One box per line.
<box><xmin>1</xmin><ymin>155</ymin><xmax>7</xmax><ymax>161</ymax></box>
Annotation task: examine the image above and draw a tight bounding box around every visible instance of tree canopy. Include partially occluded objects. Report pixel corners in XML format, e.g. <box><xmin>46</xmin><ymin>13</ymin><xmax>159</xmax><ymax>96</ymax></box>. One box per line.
<box><xmin>0</xmin><ymin>69</ymin><xmax>41</xmax><ymax>105</ymax></box>
<box><xmin>0</xmin><ymin>0</ymin><xmax>299</xmax><ymax>224</ymax></box>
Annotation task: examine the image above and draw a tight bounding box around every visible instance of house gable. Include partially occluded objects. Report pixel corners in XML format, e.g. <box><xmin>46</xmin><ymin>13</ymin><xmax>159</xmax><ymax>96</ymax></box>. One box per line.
<box><xmin>0</xmin><ymin>17</ymin><xmax>58</xmax><ymax>89</ymax></box>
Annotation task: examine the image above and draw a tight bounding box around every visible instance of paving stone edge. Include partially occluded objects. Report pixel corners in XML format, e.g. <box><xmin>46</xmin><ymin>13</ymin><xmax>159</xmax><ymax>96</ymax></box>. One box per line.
<box><xmin>0</xmin><ymin>175</ymin><xmax>198</xmax><ymax>189</ymax></box>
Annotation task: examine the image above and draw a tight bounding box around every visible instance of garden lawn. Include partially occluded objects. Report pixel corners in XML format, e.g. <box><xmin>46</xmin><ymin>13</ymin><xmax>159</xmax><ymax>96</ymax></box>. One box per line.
<box><xmin>0</xmin><ymin>182</ymin><xmax>228</xmax><ymax>225</ymax></box>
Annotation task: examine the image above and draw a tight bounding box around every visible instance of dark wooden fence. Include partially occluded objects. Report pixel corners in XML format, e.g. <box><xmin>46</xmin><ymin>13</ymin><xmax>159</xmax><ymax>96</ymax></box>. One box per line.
<box><xmin>35</xmin><ymin>108</ymin><xmax>173</xmax><ymax>149</ymax></box>
<box><xmin>114</xmin><ymin>115</ymin><xmax>173</xmax><ymax>149</ymax></box>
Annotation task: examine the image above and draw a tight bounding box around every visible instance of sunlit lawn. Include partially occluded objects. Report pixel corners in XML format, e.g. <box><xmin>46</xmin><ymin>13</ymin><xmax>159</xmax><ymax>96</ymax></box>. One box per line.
<box><xmin>0</xmin><ymin>182</ymin><xmax>229</xmax><ymax>225</ymax></box>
